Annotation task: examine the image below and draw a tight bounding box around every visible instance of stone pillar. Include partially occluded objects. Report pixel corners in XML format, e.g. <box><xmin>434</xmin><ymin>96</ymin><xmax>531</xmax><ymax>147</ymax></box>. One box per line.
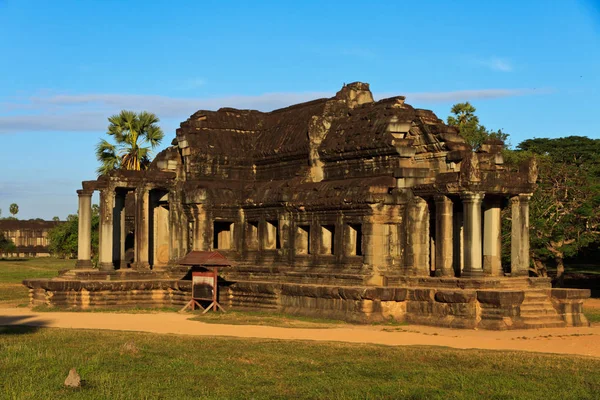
<box><xmin>511</xmin><ymin>194</ymin><xmax>531</xmax><ymax>276</ymax></box>
<box><xmin>405</xmin><ymin>196</ymin><xmax>429</xmax><ymax>276</ymax></box>
<box><xmin>483</xmin><ymin>197</ymin><xmax>503</xmax><ymax>276</ymax></box>
<box><xmin>192</xmin><ymin>204</ymin><xmax>208</xmax><ymax>251</ymax></box>
<box><xmin>434</xmin><ymin>195</ymin><xmax>454</xmax><ymax>277</ymax></box>
<box><xmin>362</xmin><ymin>221</ymin><xmax>387</xmax><ymax>286</ymax></box>
<box><xmin>98</xmin><ymin>188</ymin><xmax>115</xmax><ymax>271</ymax></box>
<box><xmin>168</xmin><ymin>195</ymin><xmax>184</xmax><ymax>262</ymax></box>
<box><xmin>363</xmin><ymin>222</ymin><xmax>387</xmax><ymax>267</ymax></box>
<box><xmin>461</xmin><ymin>192</ymin><xmax>484</xmax><ymax>278</ymax></box>
<box><xmin>452</xmin><ymin>207</ymin><xmax>463</xmax><ymax>276</ymax></box>
<box><xmin>76</xmin><ymin>189</ymin><xmax>93</xmax><ymax>268</ymax></box>
<box><xmin>113</xmin><ymin>190</ymin><xmax>127</xmax><ymax>269</ymax></box>
<box><xmin>134</xmin><ymin>187</ymin><xmax>150</xmax><ymax>270</ymax></box>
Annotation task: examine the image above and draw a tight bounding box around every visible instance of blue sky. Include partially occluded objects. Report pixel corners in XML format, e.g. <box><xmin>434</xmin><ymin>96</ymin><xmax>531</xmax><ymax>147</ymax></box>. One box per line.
<box><xmin>1</xmin><ymin>0</ymin><xmax>599</xmax><ymax>219</ymax></box>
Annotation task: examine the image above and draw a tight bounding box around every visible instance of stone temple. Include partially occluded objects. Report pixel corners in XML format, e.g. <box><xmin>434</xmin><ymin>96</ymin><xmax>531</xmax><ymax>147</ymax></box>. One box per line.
<box><xmin>24</xmin><ymin>82</ymin><xmax>590</xmax><ymax>329</ymax></box>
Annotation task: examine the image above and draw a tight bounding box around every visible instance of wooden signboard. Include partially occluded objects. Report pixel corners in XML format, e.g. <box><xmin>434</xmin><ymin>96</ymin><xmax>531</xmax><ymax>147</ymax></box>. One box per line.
<box><xmin>178</xmin><ymin>251</ymin><xmax>234</xmax><ymax>313</ymax></box>
<box><xmin>180</xmin><ymin>269</ymin><xmax>226</xmax><ymax>313</ymax></box>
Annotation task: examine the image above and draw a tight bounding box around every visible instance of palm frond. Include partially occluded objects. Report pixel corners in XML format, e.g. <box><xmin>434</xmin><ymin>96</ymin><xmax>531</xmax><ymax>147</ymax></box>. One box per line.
<box><xmin>98</xmin><ymin>110</ymin><xmax>164</xmax><ymax>173</ymax></box>
<box><xmin>95</xmin><ymin>139</ymin><xmax>119</xmax><ymax>176</ymax></box>
<box><xmin>144</xmin><ymin>124</ymin><xmax>164</xmax><ymax>148</ymax></box>
<box><xmin>137</xmin><ymin>146</ymin><xmax>149</xmax><ymax>160</ymax></box>
<box><xmin>138</xmin><ymin>111</ymin><xmax>160</xmax><ymax>128</ymax></box>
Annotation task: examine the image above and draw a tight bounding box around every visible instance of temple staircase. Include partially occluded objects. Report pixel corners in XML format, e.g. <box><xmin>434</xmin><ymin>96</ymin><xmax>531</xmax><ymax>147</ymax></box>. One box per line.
<box><xmin>519</xmin><ymin>291</ymin><xmax>566</xmax><ymax>329</ymax></box>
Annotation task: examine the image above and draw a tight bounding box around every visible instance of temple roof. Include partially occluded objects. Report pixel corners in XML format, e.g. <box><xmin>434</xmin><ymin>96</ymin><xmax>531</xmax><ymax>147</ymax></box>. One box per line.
<box><xmin>88</xmin><ymin>82</ymin><xmax>534</xmax><ymax>202</ymax></box>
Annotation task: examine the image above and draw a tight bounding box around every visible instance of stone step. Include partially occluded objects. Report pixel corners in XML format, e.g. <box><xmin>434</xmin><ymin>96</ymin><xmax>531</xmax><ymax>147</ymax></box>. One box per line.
<box><xmin>522</xmin><ymin>298</ymin><xmax>550</xmax><ymax>303</ymax></box>
<box><xmin>520</xmin><ymin>304</ymin><xmax>556</xmax><ymax>310</ymax></box>
<box><xmin>522</xmin><ymin>293</ymin><xmax>549</xmax><ymax>299</ymax></box>
<box><xmin>523</xmin><ymin>321</ymin><xmax>567</xmax><ymax>329</ymax></box>
<box><xmin>520</xmin><ymin>314</ymin><xmax>565</xmax><ymax>324</ymax></box>
<box><xmin>521</xmin><ymin>306</ymin><xmax>558</xmax><ymax>315</ymax></box>
<box><xmin>522</xmin><ymin>317</ymin><xmax>567</xmax><ymax>328</ymax></box>
<box><xmin>523</xmin><ymin>302</ymin><xmax>552</xmax><ymax>307</ymax></box>
<box><xmin>520</xmin><ymin>309</ymin><xmax>559</xmax><ymax>316</ymax></box>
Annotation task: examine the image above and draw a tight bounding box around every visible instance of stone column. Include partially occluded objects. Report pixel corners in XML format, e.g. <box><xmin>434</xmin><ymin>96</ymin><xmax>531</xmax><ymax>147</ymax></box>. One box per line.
<box><xmin>461</xmin><ymin>192</ymin><xmax>484</xmax><ymax>278</ymax></box>
<box><xmin>434</xmin><ymin>195</ymin><xmax>454</xmax><ymax>277</ymax></box>
<box><xmin>363</xmin><ymin>222</ymin><xmax>387</xmax><ymax>267</ymax></box>
<box><xmin>134</xmin><ymin>187</ymin><xmax>150</xmax><ymax>269</ymax></box>
<box><xmin>76</xmin><ymin>189</ymin><xmax>93</xmax><ymax>268</ymax></box>
<box><xmin>511</xmin><ymin>194</ymin><xmax>531</xmax><ymax>276</ymax></box>
<box><xmin>113</xmin><ymin>190</ymin><xmax>127</xmax><ymax>269</ymax></box>
<box><xmin>483</xmin><ymin>197</ymin><xmax>503</xmax><ymax>276</ymax></box>
<box><xmin>168</xmin><ymin>195</ymin><xmax>184</xmax><ymax>262</ymax></box>
<box><xmin>405</xmin><ymin>196</ymin><xmax>430</xmax><ymax>276</ymax></box>
<box><xmin>192</xmin><ymin>204</ymin><xmax>207</xmax><ymax>251</ymax></box>
<box><xmin>98</xmin><ymin>188</ymin><xmax>115</xmax><ymax>271</ymax></box>
<box><xmin>452</xmin><ymin>207</ymin><xmax>463</xmax><ymax>276</ymax></box>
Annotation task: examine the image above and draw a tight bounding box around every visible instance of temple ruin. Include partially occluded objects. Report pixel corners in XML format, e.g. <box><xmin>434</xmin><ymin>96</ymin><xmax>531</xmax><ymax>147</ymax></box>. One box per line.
<box><xmin>0</xmin><ymin>220</ymin><xmax>63</xmax><ymax>257</ymax></box>
<box><xmin>24</xmin><ymin>82</ymin><xmax>590</xmax><ymax>329</ymax></box>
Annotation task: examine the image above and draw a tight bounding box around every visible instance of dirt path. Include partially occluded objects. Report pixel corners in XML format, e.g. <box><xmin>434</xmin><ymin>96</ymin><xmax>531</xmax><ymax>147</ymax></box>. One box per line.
<box><xmin>1</xmin><ymin>307</ymin><xmax>599</xmax><ymax>358</ymax></box>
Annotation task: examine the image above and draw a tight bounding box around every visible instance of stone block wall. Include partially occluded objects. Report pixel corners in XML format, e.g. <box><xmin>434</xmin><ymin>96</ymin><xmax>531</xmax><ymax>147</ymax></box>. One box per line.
<box><xmin>23</xmin><ymin>276</ymin><xmax>591</xmax><ymax>330</ymax></box>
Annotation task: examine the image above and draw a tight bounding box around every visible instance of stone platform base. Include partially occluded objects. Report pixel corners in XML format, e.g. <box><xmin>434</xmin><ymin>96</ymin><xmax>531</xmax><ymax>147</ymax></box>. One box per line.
<box><xmin>22</xmin><ymin>269</ymin><xmax>591</xmax><ymax>330</ymax></box>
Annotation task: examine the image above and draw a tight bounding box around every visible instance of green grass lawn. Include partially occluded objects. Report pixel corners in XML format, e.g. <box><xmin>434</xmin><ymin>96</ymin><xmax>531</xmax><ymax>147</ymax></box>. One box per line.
<box><xmin>586</xmin><ymin>309</ymin><xmax>600</xmax><ymax>323</ymax></box>
<box><xmin>0</xmin><ymin>327</ymin><xmax>599</xmax><ymax>400</ymax></box>
<box><xmin>0</xmin><ymin>257</ymin><xmax>74</xmax><ymax>305</ymax></box>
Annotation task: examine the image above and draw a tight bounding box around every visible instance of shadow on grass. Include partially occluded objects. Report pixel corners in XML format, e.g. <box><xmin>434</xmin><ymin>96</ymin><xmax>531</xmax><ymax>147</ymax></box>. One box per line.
<box><xmin>0</xmin><ymin>258</ymin><xmax>29</xmax><ymax>262</ymax></box>
<box><xmin>0</xmin><ymin>315</ymin><xmax>50</xmax><ymax>335</ymax></box>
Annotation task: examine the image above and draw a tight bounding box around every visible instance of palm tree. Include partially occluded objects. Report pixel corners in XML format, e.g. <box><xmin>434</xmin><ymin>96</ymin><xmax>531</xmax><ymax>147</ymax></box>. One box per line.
<box><xmin>95</xmin><ymin>110</ymin><xmax>164</xmax><ymax>175</ymax></box>
<box><xmin>9</xmin><ymin>203</ymin><xmax>18</xmax><ymax>217</ymax></box>
<box><xmin>447</xmin><ymin>102</ymin><xmax>479</xmax><ymax>126</ymax></box>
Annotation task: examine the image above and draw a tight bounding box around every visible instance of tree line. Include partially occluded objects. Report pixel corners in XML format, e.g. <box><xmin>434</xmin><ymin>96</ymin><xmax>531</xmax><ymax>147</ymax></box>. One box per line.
<box><xmin>450</xmin><ymin>103</ymin><xmax>600</xmax><ymax>279</ymax></box>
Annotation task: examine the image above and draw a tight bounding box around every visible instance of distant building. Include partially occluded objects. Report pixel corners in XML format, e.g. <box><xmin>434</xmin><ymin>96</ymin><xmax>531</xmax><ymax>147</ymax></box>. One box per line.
<box><xmin>0</xmin><ymin>220</ymin><xmax>63</xmax><ymax>257</ymax></box>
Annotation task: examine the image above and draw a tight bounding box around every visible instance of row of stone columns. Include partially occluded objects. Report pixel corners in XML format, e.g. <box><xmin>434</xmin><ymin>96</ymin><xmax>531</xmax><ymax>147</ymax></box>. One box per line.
<box><xmin>76</xmin><ymin>186</ymin><xmax>153</xmax><ymax>271</ymax></box>
<box><xmin>77</xmin><ymin>186</ymin><xmax>532</xmax><ymax>277</ymax></box>
<box><xmin>433</xmin><ymin>192</ymin><xmax>531</xmax><ymax>278</ymax></box>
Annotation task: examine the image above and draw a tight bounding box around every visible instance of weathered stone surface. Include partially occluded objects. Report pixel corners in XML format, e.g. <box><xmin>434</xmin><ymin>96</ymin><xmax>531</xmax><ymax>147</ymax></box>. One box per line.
<box><xmin>363</xmin><ymin>287</ymin><xmax>407</xmax><ymax>301</ymax></box>
<box><xmin>551</xmin><ymin>288</ymin><xmax>591</xmax><ymax>300</ymax></box>
<box><xmin>24</xmin><ymin>274</ymin><xmax>591</xmax><ymax>330</ymax></box>
<box><xmin>435</xmin><ymin>290</ymin><xmax>476</xmax><ymax>304</ymax></box>
<box><xmin>477</xmin><ymin>290</ymin><xmax>525</xmax><ymax>306</ymax></box>
<box><xmin>408</xmin><ymin>289</ymin><xmax>435</xmax><ymax>302</ymax></box>
<box><xmin>64</xmin><ymin>368</ymin><xmax>81</xmax><ymax>388</ymax></box>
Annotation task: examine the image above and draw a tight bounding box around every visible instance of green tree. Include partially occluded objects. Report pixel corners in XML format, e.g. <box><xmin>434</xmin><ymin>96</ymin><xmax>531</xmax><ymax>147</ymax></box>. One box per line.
<box><xmin>9</xmin><ymin>203</ymin><xmax>18</xmax><ymax>218</ymax></box>
<box><xmin>447</xmin><ymin>102</ymin><xmax>509</xmax><ymax>149</ymax></box>
<box><xmin>52</xmin><ymin>216</ymin><xmax>60</xmax><ymax>222</ymax></box>
<box><xmin>96</xmin><ymin>110</ymin><xmax>164</xmax><ymax>175</ymax></box>
<box><xmin>48</xmin><ymin>206</ymin><xmax>100</xmax><ymax>261</ymax></box>
<box><xmin>509</xmin><ymin>136</ymin><xmax>600</xmax><ymax>280</ymax></box>
<box><xmin>0</xmin><ymin>232</ymin><xmax>16</xmax><ymax>256</ymax></box>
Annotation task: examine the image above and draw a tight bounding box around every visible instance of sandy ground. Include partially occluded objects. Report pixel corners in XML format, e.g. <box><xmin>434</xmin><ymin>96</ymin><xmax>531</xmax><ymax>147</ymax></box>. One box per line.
<box><xmin>1</xmin><ymin>306</ymin><xmax>599</xmax><ymax>358</ymax></box>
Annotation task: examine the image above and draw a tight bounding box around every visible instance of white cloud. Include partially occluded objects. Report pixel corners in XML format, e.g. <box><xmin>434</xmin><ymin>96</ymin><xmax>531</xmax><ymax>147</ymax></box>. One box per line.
<box><xmin>0</xmin><ymin>87</ymin><xmax>550</xmax><ymax>133</ymax></box>
<box><xmin>476</xmin><ymin>57</ymin><xmax>514</xmax><ymax>72</ymax></box>
<box><xmin>398</xmin><ymin>88</ymin><xmax>551</xmax><ymax>103</ymax></box>
<box><xmin>178</xmin><ymin>78</ymin><xmax>207</xmax><ymax>90</ymax></box>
